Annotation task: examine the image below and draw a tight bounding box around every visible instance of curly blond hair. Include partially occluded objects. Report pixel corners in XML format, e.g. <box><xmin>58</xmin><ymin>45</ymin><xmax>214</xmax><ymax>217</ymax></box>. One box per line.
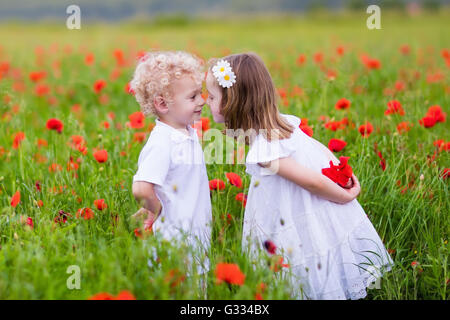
<box><xmin>129</xmin><ymin>51</ymin><xmax>204</xmax><ymax>117</ymax></box>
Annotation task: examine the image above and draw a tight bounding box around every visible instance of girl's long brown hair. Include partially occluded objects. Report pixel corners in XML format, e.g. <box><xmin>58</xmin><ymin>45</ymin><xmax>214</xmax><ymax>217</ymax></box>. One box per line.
<box><xmin>209</xmin><ymin>52</ymin><xmax>293</xmax><ymax>143</ymax></box>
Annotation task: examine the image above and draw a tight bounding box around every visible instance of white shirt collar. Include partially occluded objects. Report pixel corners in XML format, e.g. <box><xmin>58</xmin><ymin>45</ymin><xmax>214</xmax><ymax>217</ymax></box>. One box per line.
<box><xmin>154</xmin><ymin>119</ymin><xmax>197</xmax><ymax>142</ymax></box>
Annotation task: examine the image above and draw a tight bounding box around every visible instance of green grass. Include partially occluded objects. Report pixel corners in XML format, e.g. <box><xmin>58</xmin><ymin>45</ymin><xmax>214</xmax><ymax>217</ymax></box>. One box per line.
<box><xmin>0</xmin><ymin>12</ymin><xmax>449</xmax><ymax>299</ymax></box>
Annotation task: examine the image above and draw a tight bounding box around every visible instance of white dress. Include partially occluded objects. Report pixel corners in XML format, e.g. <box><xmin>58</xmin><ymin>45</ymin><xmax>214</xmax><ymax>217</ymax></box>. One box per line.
<box><xmin>242</xmin><ymin>113</ymin><xmax>394</xmax><ymax>300</ymax></box>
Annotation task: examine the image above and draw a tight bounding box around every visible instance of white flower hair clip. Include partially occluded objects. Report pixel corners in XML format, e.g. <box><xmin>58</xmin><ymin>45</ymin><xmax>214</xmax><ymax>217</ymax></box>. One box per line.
<box><xmin>212</xmin><ymin>59</ymin><xmax>236</xmax><ymax>88</ymax></box>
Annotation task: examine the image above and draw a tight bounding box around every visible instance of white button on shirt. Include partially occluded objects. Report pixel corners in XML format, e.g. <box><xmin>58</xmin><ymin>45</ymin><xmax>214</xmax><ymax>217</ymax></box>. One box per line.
<box><xmin>133</xmin><ymin>119</ymin><xmax>212</xmax><ymax>264</ymax></box>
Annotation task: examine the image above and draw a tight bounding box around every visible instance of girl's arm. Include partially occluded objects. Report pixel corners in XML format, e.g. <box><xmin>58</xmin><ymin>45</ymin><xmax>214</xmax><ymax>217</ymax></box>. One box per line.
<box><xmin>309</xmin><ymin>137</ymin><xmax>357</xmax><ymax>188</ymax></box>
<box><xmin>258</xmin><ymin>157</ymin><xmax>360</xmax><ymax>204</ymax></box>
<box><xmin>132</xmin><ymin>181</ymin><xmax>162</xmax><ymax>219</ymax></box>
<box><xmin>309</xmin><ymin>136</ymin><xmax>340</xmax><ymax>164</ymax></box>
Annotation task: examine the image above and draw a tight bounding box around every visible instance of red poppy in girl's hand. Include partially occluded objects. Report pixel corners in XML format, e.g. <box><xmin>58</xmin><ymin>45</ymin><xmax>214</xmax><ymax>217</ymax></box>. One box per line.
<box><xmin>321</xmin><ymin>156</ymin><xmax>353</xmax><ymax>187</ymax></box>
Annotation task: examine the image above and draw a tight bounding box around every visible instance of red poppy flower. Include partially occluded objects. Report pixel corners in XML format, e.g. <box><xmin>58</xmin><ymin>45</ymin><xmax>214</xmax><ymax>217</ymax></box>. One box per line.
<box><xmin>93</xmin><ymin>149</ymin><xmax>108</xmax><ymax>163</ymax></box>
<box><xmin>442</xmin><ymin>49</ymin><xmax>450</xmax><ymax>60</ymax></box>
<box><xmin>93</xmin><ymin>79</ymin><xmax>107</xmax><ymax>94</ymax></box>
<box><xmin>441</xmin><ymin>168</ymin><xmax>449</xmax><ymax>180</ymax></box>
<box><xmin>300</xmin><ymin>124</ymin><xmax>313</xmax><ymax>137</ymax></box>
<box><xmin>215</xmin><ymin>263</ymin><xmax>245</xmax><ymax>286</ymax></box>
<box><xmin>34</xmin><ymin>84</ymin><xmax>50</xmax><ymax>96</ymax></box>
<box><xmin>0</xmin><ymin>61</ymin><xmax>9</xmax><ymax>75</ymax></box>
<box><xmin>85</xmin><ymin>53</ymin><xmax>95</xmax><ymax>66</ymax></box>
<box><xmin>76</xmin><ymin>207</ymin><xmax>94</xmax><ymax>220</ymax></box>
<box><xmin>426</xmin><ymin>105</ymin><xmax>446</xmax><ymax>123</ymax></box>
<box><xmin>201</xmin><ymin>117</ymin><xmax>210</xmax><ymax>132</ymax></box>
<box><xmin>26</xmin><ymin>217</ymin><xmax>34</xmax><ymax>229</ymax></box>
<box><xmin>209</xmin><ymin>179</ymin><xmax>225</xmax><ymax>191</ymax></box>
<box><xmin>66</xmin><ymin>157</ymin><xmax>79</xmax><ymax>171</ymax></box>
<box><xmin>54</xmin><ymin>210</ymin><xmax>72</xmax><ymax>224</ymax></box>
<box><xmin>328</xmin><ymin>138</ymin><xmax>347</xmax><ymax>152</ymax></box>
<box><xmin>114</xmin><ymin>290</ymin><xmax>136</xmax><ymax>300</ymax></box>
<box><xmin>88</xmin><ymin>292</ymin><xmax>115</xmax><ymax>300</ymax></box>
<box><xmin>394</xmin><ymin>81</ymin><xmax>405</xmax><ymax>92</ymax></box>
<box><xmin>94</xmin><ymin>199</ymin><xmax>107</xmax><ymax>211</ymax></box>
<box><xmin>263</xmin><ymin>240</ymin><xmax>276</xmax><ymax>255</ymax></box>
<box><xmin>164</xmin><ymin>269</ymin><xmax>186</xmax><ymax>289</ymax></box>
<box><xmin>313</xmin><ymin>52</ymin><xmax>323</xmax><ymax>64</ymax></box>
<box><xmin>397</xmin><ymin>121</ymin><xmax>413</xmax><ymax>134</ymax></box>
<box><xmin>419</xmin><ymin>115</ymin><xmax>436</xmax><ymax>128</ymax></box>
<box><xmin>324</xmin><ymin>118</ymin><xmax>347</xmax><ymax>132</ymax></box>
<box><xmin>335</xmin><ymin>98</ymin><xmax>351</xmax><ymax>110</ymax></box>
<box><xmin>322</xmin><ymin>156</ymin><xmax>353</xmax><ymax>187</ymax></box>
<box><xmin>296</xmin><ymin>54</ymin><xmax>306</xmax><ymax>66</ymax></box>
<box><xmin>358</xmin><ymin>122</ymin><xmax>373</xmax><ymax>137</ymax></box>
<box><xmin>269</xmin><ymin>256</ymin><xmax>290</xmax><ymax>272</ymax></box>
<box><xmin>400</xmin><ymin>44</ymin><xmax>410</xmax><ymax>55</ymax></box>
<box><xmin>113</xmin><ymin>49</ymin><xmax>126</xmax><ymax>67</ymax></box>
<box><xmin>11</xmin><ymin>190</ymin><xmax>20</xmax><ymax>207</ymax></box>
<box><xmin>37</xmin><ymin>138</ymin><xmax>48</xmax><ymax>148</ymax></box>
<box><xmin>46</xmin><ymin>118</ymin><xmax>64</xmax><ymax>133</ymax></box>
<box><xmin>29</xmin><ymin>71</ymin><xmax>47</xmax><ymax>83</ymax></box>
<box><xmin>88</xmin><ymin>290</ymin><xmax>135</xmax><ymax>300</ymax></box>
<box><xmin>133</xmin><ymin>132</ymin><xmax>147</xmax><ymax>143</ymax></box>
<box><xmin>128</xmin><ymin>111</ymin><xmax>145</xmax><ymax>129</ymax></box>
<box><xmin>48</xmin><ymin>163</ymin><xmax>62</xmax><ymax>173</ymax></box>
<box><xmin>235</xmin><ymin>193</ymin><xmax>247</xmax><ymax>207</ymax></box>
<box><xmin>134</xmin><ymin>225</ymin><xmax>152</xmax><ymax>239</ymax></box>
<box><xmin>385</xmin><ymin>100</ymin><xmax>405</xmax><ymax>116</ymax></box>
<box><xmin>12</xmin><ymin>131</ymin><xmax>25</xmax><ymax>149</ymax></box>
<box><xmin>361</xmin><ymin>54</ymin><xmax>381</xmax><ymax>70</ymax></box>
<box><xmin>225</xmin><ymin>172</ymin><xmax>242</xmax><ymax>188</ymax></box>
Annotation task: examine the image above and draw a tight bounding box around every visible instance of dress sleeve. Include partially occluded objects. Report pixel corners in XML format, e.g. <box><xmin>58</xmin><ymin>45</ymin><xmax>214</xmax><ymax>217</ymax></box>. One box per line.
<box><xmin>245</xmin><ymin>135</ymin><xmax>297</xmax><ymax>177</ymax></box>
<box><xmin>245</xmin><ymin>114</ymin><xmax>302</xmax><ymax>177</ymax></box>
<box><xmin>133</xmin><ymin>140</ymin><xmax>171</xmax><ymax>186</ymax></box>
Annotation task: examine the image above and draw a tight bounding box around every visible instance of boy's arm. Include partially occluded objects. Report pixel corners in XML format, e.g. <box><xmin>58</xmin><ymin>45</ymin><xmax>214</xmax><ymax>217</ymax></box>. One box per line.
<box><xmin>258</xmin><ymin>157</ymin><xmax>359</xmax><ymax>204</ymax></box>
<box><xmin>132</xmin><ymin>181</ymin><xmax>162</xmax><ymax>218</ymax></box>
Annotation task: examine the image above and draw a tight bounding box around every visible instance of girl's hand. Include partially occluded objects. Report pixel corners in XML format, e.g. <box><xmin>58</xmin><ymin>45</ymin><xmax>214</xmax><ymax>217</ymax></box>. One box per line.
<box><xmin>343</xmin><ymin>174</ymin><xmax>361</xmax><ymax>201</ymax></box>
<box><xmin>343</xmin><ymin>177</ymin><xmax>354</xmax><ymax>189</ymax></box>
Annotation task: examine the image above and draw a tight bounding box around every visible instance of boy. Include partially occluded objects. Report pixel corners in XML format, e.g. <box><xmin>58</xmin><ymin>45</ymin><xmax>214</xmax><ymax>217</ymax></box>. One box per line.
<box><xmin>130</xmin><ymin>51</ymin><xmax>212</xmax><ymax>278</ymax></box>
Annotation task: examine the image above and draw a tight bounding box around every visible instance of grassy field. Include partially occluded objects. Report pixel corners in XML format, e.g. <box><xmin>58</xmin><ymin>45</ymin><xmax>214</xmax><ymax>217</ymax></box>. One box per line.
<box><xmin>0</xmin><ymin>11</ymin><xmax>449</xmax><ymax>299</ymax></box>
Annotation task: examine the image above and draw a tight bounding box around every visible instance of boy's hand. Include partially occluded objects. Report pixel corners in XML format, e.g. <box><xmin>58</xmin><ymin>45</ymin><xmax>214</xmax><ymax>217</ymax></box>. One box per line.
<box><xmin>132</xmin><ymin>207</ymin><xmax>154</xmax><ymax>221</ymax></box>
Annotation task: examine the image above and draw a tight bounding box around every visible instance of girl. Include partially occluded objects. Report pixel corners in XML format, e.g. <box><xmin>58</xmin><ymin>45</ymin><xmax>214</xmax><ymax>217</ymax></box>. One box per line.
<box><xmin>205</xmin><ymin>52</ymin><xmax>394</xmax><ymax>300</ymax></box>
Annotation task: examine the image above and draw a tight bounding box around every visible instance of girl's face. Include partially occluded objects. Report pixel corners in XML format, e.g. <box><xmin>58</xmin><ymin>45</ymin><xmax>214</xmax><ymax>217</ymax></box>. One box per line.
<box><xmin>205</xmin><ymin>71</ymin><xmax>225</xmax><ymax>123</ymax></box>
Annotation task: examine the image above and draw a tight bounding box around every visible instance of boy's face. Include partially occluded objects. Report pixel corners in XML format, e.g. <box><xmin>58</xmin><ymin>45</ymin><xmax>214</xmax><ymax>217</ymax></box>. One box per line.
<box><xmin>166</xmin><ymin>74</ymin><xmax>205</xmax><ymax>127</ymax></box>
<box><xmin>205</xmin><ymin>71</ymin><xmax>225</xmax><ymax>123</ymax></box>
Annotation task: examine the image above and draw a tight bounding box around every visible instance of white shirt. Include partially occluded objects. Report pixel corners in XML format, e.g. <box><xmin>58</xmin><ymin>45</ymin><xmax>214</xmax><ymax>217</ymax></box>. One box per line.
<box><xmin>133</xmin><ymin>119</ymin><xmax>212</xmax><ymax>255</ymax></box>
